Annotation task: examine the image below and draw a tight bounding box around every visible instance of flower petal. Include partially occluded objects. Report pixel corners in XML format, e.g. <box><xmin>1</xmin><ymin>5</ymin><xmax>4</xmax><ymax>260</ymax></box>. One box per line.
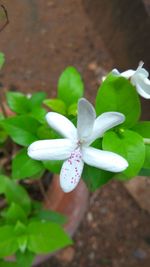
<box><xmin>120</xmin><ymin>69</ymin><xmax>135</xmax><ymax>78</ymax></box>
<box><xmin>136</xmin><ymin>62</ymin><xmax>149</xmax><ymax>78</ymax></box>
<box><xmin>28</xmin><ymin>139</ymin><xmax>75</xmax><ymax>160</ymax></box>
<box><xmin>135</xmin><ymin>81</ymin><xmax>150</xmax><ymax>99</ymax></box>
<box><xmin>82</xmin><ymin>147</ymin><xmax>128</xmax><ymax>172</ymax></box>
<box><xmin>77</xmin><ymin>98</ymin><xmax>96</xmax><ymax>141</ymax></box>
<box><xmin>46</xmin><ymin>112</ymin><xmax>77</xmax><ymax>140</ymax></box>
<box><xmin>86</xmin><ymin>112</ymin><xmax>125</xmax><ymax>145</ymax></box>
<box><xmin>112</xmin><ymin>68</ymin><xmax>120</xmax><ymax>75</ymax></box>
<box><xmin>112</xmin><ymin>68</ymin><xmax>135</xmax><ymax>79</ymax></box>
<box><xmin>60</xmin><ymin>148</ymin><xmax>84</xmax><ymax>193</ymax></box>
<box><xmin>131</xmin><ymin>70</ymin><xmax>150</xmax><ymax>99</ymax></box>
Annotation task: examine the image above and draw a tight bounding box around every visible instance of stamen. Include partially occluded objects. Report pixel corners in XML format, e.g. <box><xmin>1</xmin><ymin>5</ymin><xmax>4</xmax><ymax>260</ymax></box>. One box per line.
<box><xmin>138</xmin><ymin>61</ymin><xmax>144</xmax><ymax>68</ymax></box>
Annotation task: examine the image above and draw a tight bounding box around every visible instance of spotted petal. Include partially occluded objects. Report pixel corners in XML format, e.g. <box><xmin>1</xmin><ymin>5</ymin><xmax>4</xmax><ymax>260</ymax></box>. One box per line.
<box><xmin>60</xmin><ymin>148</ymin><xmax>84</xmax><ymax>193</ymax></box>
<box><xmin>86</xmin><ymin>112</ymin><xmax>125</xmax><ymax>145</ymax></box>
<box><xmin>77</xmin><ymin>98</ymin><xmax>96</xmax><ymax>141</ymax></box>
<box><xmin>46</xmin><ymin>112</ymin><xmax>77</xmax><ymax>140</ymax></box>
<box><xmin>82</xmin><ymin>147</ymin><xmax>128</xmax><ymax>172</ymax></box>
<box><xmin>28</xmin><ymin>139</ymin><xmax>75</xmax><ymax>161</ymax></box>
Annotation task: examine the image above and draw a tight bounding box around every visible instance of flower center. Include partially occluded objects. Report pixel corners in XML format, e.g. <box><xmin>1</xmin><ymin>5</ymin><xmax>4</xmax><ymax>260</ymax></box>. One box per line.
<box><xmin>77</xmin><ymin>138</ymin><xmax>87</xmax><ymax>147</ymax></box>
<box><xmin>76</xmin><ymin>140</ymin><xmax>82</xmax><ymax>150</ymax></box>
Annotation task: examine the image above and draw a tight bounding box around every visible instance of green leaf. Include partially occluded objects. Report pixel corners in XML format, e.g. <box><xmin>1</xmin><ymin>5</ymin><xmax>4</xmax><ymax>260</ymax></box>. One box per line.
<box><xmin>5</xmin><ymin>91</ymin><xmax>47</xmax><ymax>120</ymax></box>
<box><xmin>132</xmin><ymin>122</ymin><xmax>150</xmax><ymax>169</ymax></box>
<box><xmin>17</xmin><ymin>235</ymin><xmax>28</xmax><ymax>253</ymax></box>
<box><xmin>0</xmin><ymin>52</ymin><xmax>5</xmax><ymax>69</ymax></box>
<box><xmin>0</xmin><ymin>261</ymin><xmax>19</xmax><ymax>267</ymax></box>
<box><xmin>102</xmin><ymin>130</ymin><xmax>145</xmax><ymax>178</ymax></box>
<box><xmin>37</xmin><ymin>125</ymin><xmax>54</xmax><ymax>139</ymax></box>
<box><xmin>139</xmin><ymin>168</ymin><xmax>150</xmax><ymax>176</ymax></box>
<box><xmin>4</xmin><ymin>203</ymin><xmax>27</xmax><ymax>224</ymax></box>
<box><xmin>0</xmin><ymin>175</ymin><xmax>31</xmax><ymax>214</ymax></box>
<box><xmin>12</xmin><ymin>149</ymin><xmax>44</xmax><ymax>180</ymax></box>
<box><xmin>35</xmin><ymin>209</ymin><xmax>67</xmax><ymax>225</ymax></box>
<box><xmin>14</xmin><ymin>221</ymin><xmax>27</xmax><ymax>236</ymax></box>
<box><xmin>15</xmin><ymin>250</ymin><xmax>34</xmax><ymax>267</ymax></box>
<box><xmin>43</xmin><ymin>160</ymin><xmax>63</xmax><ymax>174</ymax></box>
<box><xmin>6</xmin><ymin>92</ymin><xmax>30</xmax><ymax>114</ymax></box>
<box><xmin>43</xmin><ymin>98</ymin><xmax>66</xmax><ymax>115</ymax></box>
<box><xmin>13</xmin><ymin>222</ymin><xmax>28</xmax><ymax>253</ymax></box>
<box><xmin>58</xmin><ymin>66</ymin><xmax>84</xmax><ymax>106</ymax></box>
<box><xmin>0</xmin><ymin>174</ymin><xmax>7</xmax><ymax>193</ymax></box>
<box><xmin>0</xmin><ymin>128</ymin><xmax>7</xmax><ymax>144</ymax></box>
<box><xmin>82</xmin><ymin>164</ymin><xmax>113</xmax><ymax>191</ymax></box>
<box><xmin>1</xmin><ymin>116</ymin><xmax>39</xmax><ymax>146</ymax></box>
<box><xmin>27</xmin><ymin>221</ymin><xmax>72</xmax><ymax>254</ymax></box>
<box><xmin>6</xmin><ymin>183</ymin><xmax>31</xmax><ymax>214</ymax></box>
<box><xmin>143</xmin><ymin>144</ymin><xmax>150</xmax><ymax>169</ymax></box>
<box><xmin>29</xmin><ymin>92</ymin><xmax>46</xmax><ymax>107</ymax></box>
<box><xmin>132</xmin><ymin>121</ymin><xmax>150</xmax><ymax>138</ymax></box>
<box><xmin>96</xmin><ymin>74</ymin><xmax>141</xmax><ymax>128</ymax></box>
<box><xmin>30</xmin><ymin>106</ymin><xmax>46</xmax><ymax>123</ymax></box>
<box><xmin>67</xmin><ymin>103</ymin><xmax>77</xmax><ymax>116</ymax></box>
<box><xmin>0</xmin><ymin>112</ymin><xmax>4</xmax><ymax>121</ymax></box>
<box><xmin>0</xmin><ymin>113</ymin><xmax>8</xmax><ymax>143</ymax></box>
<box><xmin>0</xmin><ymin>225</ymin><xmax>18</xmax><ymax>257</ymax></box>
<box><xmin>0</xmin><ymin>167</ymin><xmax>5</xmax><ymax>175</ymax></box>
<box><xmin>31</xmin><ymin>201</ymin><xmax>42</xmax><ymax>216</ymax></box>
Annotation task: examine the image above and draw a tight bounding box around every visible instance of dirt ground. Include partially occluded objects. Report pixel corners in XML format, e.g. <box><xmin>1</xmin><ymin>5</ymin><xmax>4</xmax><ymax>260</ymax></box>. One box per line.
<box><xmin>0</xmin><ymin>1</ymin><xmax>150</xmax><ymax>267</ymax></box>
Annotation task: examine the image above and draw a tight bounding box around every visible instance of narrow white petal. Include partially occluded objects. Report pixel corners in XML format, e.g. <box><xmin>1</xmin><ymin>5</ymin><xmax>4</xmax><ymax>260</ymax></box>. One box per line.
<box><xmin>131</xmin><ymin>71</ymin><xmax>150</xmax><ymax>99</ymax></box>
<box><xmin>120</xmin><ymin>69</ymin><xmax>135</xmax><ymax>78</ymax></box>
<box><xmin>138</xmin><ymin>61</ymin><xmax>144</xmax><ymax>68</ymax></box>
<box><xmin>86</xmin><ymin>112</ymin><xmax>125</xmax><ymax>145</ymax></box>
<box><xmin>46</xmin><ymin>112</ymin><xmax>77</xmax><ymax>140</ymax></box>
<box><xmin>135</xmin><ymin>82</ymin><xmax>150</xmax><ymax>99</ymax></box>
<box><xmin>136</xmin><ymin>63</ymin><xmax>149</xmax><ymax>78</ymax></box>
<box><xmin>77</xmin><ymin>98</ymin><xmax>96</xmax><ymax>141</ymax></box>
<box><xmin>112</xmin><ymin>68</ymin><xmax>120</xmax><ymax>75</ymax></box>
<box><xmin>82</xmin><ymin>147</ymin><xmax>128</xmax><ymax>172</ymax></box>
<box><xmin>112</xmin><ymin>69</ymin><xmax>135</xmax><ymax>79</ymax></box>
<box><xmin>60</xmin><ymin>148</ymin><xmax>84</xmax><ymax>193</ymax></box>
<box><xmin>28</xmin><ymin>139</ymin><xmax>75</xmax><ymax>161</ymax></box>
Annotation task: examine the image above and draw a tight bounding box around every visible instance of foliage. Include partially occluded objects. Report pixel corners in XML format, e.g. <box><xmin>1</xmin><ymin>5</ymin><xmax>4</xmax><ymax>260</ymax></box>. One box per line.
<box><xmin>0</xmin><ymin>52</ymin><xmax>5</xmax><ymax>69</ymax></box>
<box><xmin>0</xmin><ymin>54</ymin><xmax>149</xmax><ymax>266</ymax></box>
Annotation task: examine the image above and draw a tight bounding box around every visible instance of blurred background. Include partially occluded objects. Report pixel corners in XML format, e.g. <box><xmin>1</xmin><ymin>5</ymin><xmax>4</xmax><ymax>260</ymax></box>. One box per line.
<box><xmin>0</xmin><ymin>1</ymin><xmax>150</xmax><ymax>266</ymax></box>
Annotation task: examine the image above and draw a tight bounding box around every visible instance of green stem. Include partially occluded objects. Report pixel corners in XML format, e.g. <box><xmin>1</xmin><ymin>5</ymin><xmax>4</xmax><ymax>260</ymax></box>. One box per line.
<box><xmin>144</xmin><ymin>138</ymin><xmax>150</xmax><ymax>145</ymax></box>
<box><xmin>38</xmin><ymin>179</ymin><xmax>49</xmax><ymax>203</ymax></box>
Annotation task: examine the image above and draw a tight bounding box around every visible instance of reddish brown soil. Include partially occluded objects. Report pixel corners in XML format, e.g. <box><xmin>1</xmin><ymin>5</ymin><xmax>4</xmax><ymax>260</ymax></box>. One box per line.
<box><xmin>0</xmin><ymin>0</ymin><xmax>112</xmax><ymax>101</ymax></box>
<box><xmin>0</xmin><ymin>1</ymin><xmax>150</xmax><ymax>267</ymax></box>
<box><xmin>44</xmin><ymin>181</ymin><xmax>150</xmax><ymax>267</ymax></box>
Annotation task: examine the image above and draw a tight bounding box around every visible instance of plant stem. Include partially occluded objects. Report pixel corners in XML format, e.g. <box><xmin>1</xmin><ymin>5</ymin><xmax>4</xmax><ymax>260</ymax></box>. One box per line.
<box><xmin>0</xmin><ymin>93</ymin><xmax>7</xmax><ymax>117</ymax></box>
<box><xmin>38</xmin><ymin>179</ymin><xmax>49</xmax><ymax>203</ymax></box>
<box><xmin>0</xmin><ymin>198</ymin><xmax>6</xmax><ymax>209</ymax></box>
<box><xmin>144</xmin><ymin>138</ymin><xmax>150</xmax><ymax>145</ymax></box>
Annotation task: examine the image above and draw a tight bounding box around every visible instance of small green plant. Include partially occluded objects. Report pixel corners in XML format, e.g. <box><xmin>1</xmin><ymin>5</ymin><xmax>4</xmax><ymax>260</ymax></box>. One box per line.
<box><xmin>0</xmin><ymin>53</ymin><xmax>150</xmax><ymax>266</ymax></box>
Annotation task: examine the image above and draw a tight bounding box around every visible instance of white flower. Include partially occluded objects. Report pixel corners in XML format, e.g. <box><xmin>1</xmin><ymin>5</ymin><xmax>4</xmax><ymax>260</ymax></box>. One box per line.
<box><xmin>112</xmin><ymin>62</ymin><xmax>150</xmax><ymax>99</ymax></box>
<box><xmin>28</xmin><ymin>98</ymin><xmax>128</xmax><ymax>193</ymax></box>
